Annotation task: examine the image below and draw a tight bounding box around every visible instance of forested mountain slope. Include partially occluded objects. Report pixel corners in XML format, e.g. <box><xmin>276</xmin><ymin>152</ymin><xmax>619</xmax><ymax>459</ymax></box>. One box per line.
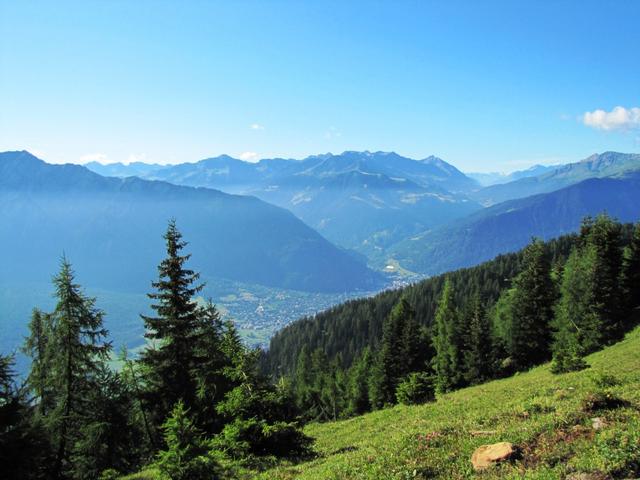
<box><xmin>389</xmin><ymin>173</ymin><xmax>640</xmax><ymax>275</ymax></box>
<box><xmin>472</xmin><ymin>151</ymin><xmax>640</xmax><ymax>205</ymax></box>
<box><xmin>264</xmin><ymin>234</ymin><xmax>580</xmax><ymax>376</ymax></box>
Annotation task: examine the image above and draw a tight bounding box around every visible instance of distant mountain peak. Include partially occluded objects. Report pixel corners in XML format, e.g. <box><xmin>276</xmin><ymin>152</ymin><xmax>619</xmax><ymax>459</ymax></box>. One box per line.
<box><xmin>421</xmin><ymin>155</ymin><xmax>445</xmax><ymax>163</ymax></box>
<box><xmin>2</xmin><ymin>150</ymin><xmax>42</xmax><ymax>161</ymax></box>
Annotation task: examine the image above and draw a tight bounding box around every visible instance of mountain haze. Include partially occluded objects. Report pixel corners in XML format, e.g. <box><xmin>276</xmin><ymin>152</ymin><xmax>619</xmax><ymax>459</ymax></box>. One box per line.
<box><xmin>0</xmin><ymin>151</ymin><xmax>382</xmax><ymax>293</ymax></box>
<box><xmin>467</xmin><ymin>164</ymin><xmax>559</xmax><ymax>187</ymax></box>
<box><xmin>390</xmin><ymin>172</ymin><xmax>640</xmax><ymax>275</ymax></box>
<box><xmin>472</xmin><ymin>151</ymin><xmax>640</xmax><ymax>205</ymax></box>
<box><xmin>86</xmin><ymin>151</ymin><xmax>482</xmax><ymax>254</ymax></box>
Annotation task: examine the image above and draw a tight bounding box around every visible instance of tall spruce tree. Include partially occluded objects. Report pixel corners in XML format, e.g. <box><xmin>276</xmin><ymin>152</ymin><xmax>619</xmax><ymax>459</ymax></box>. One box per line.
<box><xmin>579</xmin><ymin>214</ymin><xmax>624</xmax><ymax>342</ymax></box>
<box><xmin>371</xmin><ymin>297</ymin><xmax>422</xmax><ymax>406</ymax></box>
<box><xmin>346</xmin><ymin>347</ymin><xmax>373</xmax><ymax>416</ymax></box>
<box><xmin>507</xmin><ymin>239</ymin><xmax>555</xmax><ymax>370</ymax></box>
<box><xmin>462</xmin><ymin>294</ymin><xmax>494</xmax><ymax>385</ymax></box>
<box><xmin>551</xmin><ymin>246</ymin><xmax>596</xmax><ymax>373</ymax></box>
<box><xmin>293</xmin><ymin>345</ymin><xmax>313</xmax><ymax>413</ymax></box>
<box><xmin>45</xmin><ymin>258</ymin><xmax>112</xmax><ymax>479</ymax></box>
<box><xmin>140</xmin><ymin>220</ymin><xmax>205</xmax><ymax>431</ymax></box>
<box><xmin>22</xmin><ymin>308</ymin><xmax>54</xmax><ymax>417</ymax></box>
<box><xmin>192</xmin><ymin>300</ymin><xmax>229</xmax><ymax>434</ymax></box>
<box><xmin>433</xmin><ymin>279</ymin><xmax>461</xmax><ymax>393</ymax></box>
<box><xmin>621</xmin><ymin>222</ymin><xmax>640</xmax><ymax>315</ymax></box>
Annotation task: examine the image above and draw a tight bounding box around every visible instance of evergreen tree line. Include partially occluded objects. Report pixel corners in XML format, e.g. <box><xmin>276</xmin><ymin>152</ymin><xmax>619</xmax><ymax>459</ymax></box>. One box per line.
<box><xmin>281</xmin><ymin>215</ymin><xmax>640</xmax><ymax>421</ymax></box>
<box><xmin>1</xmin><ymin>220</ymin><xmax>310</xmax><ymax>480</ymax></box>
<box><xmin>264</xmin><ymin>233</ymin><xmax>582</xmax><ymax>377</ymax></box>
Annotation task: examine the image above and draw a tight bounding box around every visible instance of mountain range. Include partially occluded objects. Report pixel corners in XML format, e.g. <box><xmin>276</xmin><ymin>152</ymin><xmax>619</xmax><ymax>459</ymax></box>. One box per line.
<box><xmin>466</xmin><ymin>164</ymin><xmax>559</xmax><ymax>187</ymax></box>
<box><xmin>3</xmin><ymin>148</ymin><xmax>640</xmax><ymax>367</ymax></box>
<box><xmin>84</xmin><ymin>150</ymin><xmax>640</xmax><ymax>276</ymax></box>
<box><xmin>389</xmin><ymin>171</ymin><xmax>640</xmax><ymax>275</ymax></box>
<box><xmin>470</xmin><ymin>151</ymin><xmax>640</xmax><ymax>205</ymax></box>
<box><xmin>0</xmin><ymin>151</ymin><xmax>382</xmax><ymax>293</ymax></box>
<box><xmin>87</xmin><ymin>151</ymin><xmax>482</xmax><ymax>255</ymax></box>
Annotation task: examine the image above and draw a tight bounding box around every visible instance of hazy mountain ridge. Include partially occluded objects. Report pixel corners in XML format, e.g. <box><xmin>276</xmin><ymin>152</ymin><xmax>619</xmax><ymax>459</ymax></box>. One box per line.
<box><xmin>472</xmin><ymin>151</ymin><xmax>640</xmax><ymax>205</ymax></box>
<box><xmin>85</xmin><ymin>151</ymin><xmax>482</xmax><ymax>254</ymax></box>
<box><xmin>389</xmin><ymin>171</ymin><xmax>640</xmax><ymax>274</ymax></box>
<box><xmin>0</xmin><ymin>150</ymin><xmax>383</xmax><ymax>293</ymax></box>
<box><xmin>467</xmin><ymin>164</ymin><xmax>559</xmax><ymax>186</ymax></box>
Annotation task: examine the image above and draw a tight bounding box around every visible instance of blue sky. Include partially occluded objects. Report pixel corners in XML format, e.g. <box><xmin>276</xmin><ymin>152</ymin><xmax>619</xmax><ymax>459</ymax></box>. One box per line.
<box><xmin>1</xmin><ymin>0</ymin><xmax>639</xmax><ymax>172</ymax></box>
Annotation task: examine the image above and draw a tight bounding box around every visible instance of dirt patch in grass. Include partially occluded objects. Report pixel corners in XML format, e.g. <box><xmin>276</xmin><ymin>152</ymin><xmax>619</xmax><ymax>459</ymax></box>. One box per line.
<box><xmin>581</xmin><ymin>392</ymin><xmax>631</xmax><ymax>413</ymax></box>
<box><xmin>521</xmin><ymin>425</ymin><xmax>594</xmax><ymax>468</ymax></box>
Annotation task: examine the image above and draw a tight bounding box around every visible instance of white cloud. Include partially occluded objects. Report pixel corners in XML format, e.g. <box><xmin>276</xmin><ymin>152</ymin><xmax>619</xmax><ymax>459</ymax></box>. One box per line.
<box><xmin>239</xmin><ymin>151</ymin><xmax>259</xmax><ymax>162</ymax></box>
<box><xmin>582</xmin><ymin>106</ymin><xmax>640</xmax><ymax>131</ymax></box>
<box><xmin>325</xmin><ymin>126</ymin><xmax>342</xmax><ymax>139</ymax></box>
<box><xmin>79</xmin><ymin>153</ymin><xmax>109</xmax><ymax>164</ymax></box>
<box><xmin>250</xmin><ymin>123</ymin><xmax>265</xmax><ymax>130</ymax></box>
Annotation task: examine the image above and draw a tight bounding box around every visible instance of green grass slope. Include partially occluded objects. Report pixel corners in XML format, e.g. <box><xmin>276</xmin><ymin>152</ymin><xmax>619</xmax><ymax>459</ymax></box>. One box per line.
<box><xmin>121</xmin><ymin>323</ymin><xmax>640</xmax><ymax>480</ymax></box>
<box><xmin>258</xmin><ymin>324</ymin><xmax>640</xmax><ymax>479</ymax></box>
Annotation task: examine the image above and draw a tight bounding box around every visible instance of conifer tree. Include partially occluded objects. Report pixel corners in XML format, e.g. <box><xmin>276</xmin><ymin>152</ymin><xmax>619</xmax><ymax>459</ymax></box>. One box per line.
<box><xmin>193</xmin><ymin>300</ymin><xmax>229</xmax><ymax>434</ymax></box>
<box><xmin>220</xmin><ymin>319</ymin><xmax>249</xmax><ymax>382</ymax></box>
<box><xmin>157</xmin><ymin>401</ymin><xmax>223</xmax><ymax>480</ymax></box>
<box><xmin>507</xmin><ymin>239</ymin><xmax>555</xmax><ymax>370</ymax></box>
<box><xmin>0</xmin><ymin>354</ymin><xmax>49</xmax><ymax>480</ymax></box>
<box><xmin>22</xmin><ymin>308</ymin><xmax>54</xmax><ymax>417</ymax></box>
<box><xmin>320</xmin><ymin>356</ymin><xmax>347</xmax><ymax>421</ymax></box>
<box><xmin>371</xmin><ymin>297</ymin><xmax>421</xmax><ymax>406</ymax></box>
<box><xmin>551</xmin><ymin>247</ymin><xmax>595</xmax><ymax>373</ymax></box>
<box><xmin>433</xmin><ymin>279</ymin><xmax>461</xmax><ymax>393</ymax></box>
<box><xmin>45</xmin><ymin>258</ymin><xmax>112</xmax><ymax>479</ymax></box>
<box><xmin>580</xmin><ymin>214</ymin><xmax>624</xmax><ymax>341</ymax></box>
<box><xmin>621</xmin><ymin>222</ymin><xmax>640</xmax><ymax>314</ymax></box>
<box><xmin>395</xmin><ymin>371</ymin><xmax>435</xmax><ymax>405</ymax></box>
<box><xmin>140</xmin><ymin>220</ymin><xmax>205</xmax><ymax>430</ymax></box>
<box><xmin>71</xmin><ymin>366</ymin><xmax>144</xmax><ymax>479</ymax></box>
<box><xmin>214</xmin><ymin>342</ymin><xmax>312</xmax><ymax>458</ymax></box>
<box><xmin>367</xmin><ymin>355</ymin><xmax>385</xmax><ymax>411</ymax></box>
<box><xmin>292</xmin><ymin>345</ymin><xmax>314</xmax><ymax>414</ymax></box>
<box><xmin>462</xmin><ymin>294</ymin><xmax>494</xmax><ymax>385</ymax></box>
<box><xmin>346</xmin><ymin>347</ymin><xmax>373</xmax><ymax>416</ymax></box>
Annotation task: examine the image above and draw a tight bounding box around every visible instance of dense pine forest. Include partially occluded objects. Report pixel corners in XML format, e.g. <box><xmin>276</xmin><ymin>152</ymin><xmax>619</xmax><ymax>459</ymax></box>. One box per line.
<box><xmin>265</xmin><ymin>215</ymin><xmax>640</xmax><ymax>421</ymax></box>
<box><xmin>1</xmin><ymin>215</ymin><xmax>639</xmax><ymax>479</ymax></box>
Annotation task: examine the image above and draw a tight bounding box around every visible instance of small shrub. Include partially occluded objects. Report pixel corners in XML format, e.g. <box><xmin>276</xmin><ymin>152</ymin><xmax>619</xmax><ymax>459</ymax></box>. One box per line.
<box><xmin>591</xmin><ymin>372</ymin><xmax>621</xmax><ymax>389</ymax></box>
<box><xmin>157</xmin><ymin>401</ymin><xmax>225</xmax><ymax>480</ymax></box>
<box><xmin>98</xmin><ymin>469</ymin><xmax>120</xmax><ymax>480</ymax></box>
<box><xmin>522</xmin><ymin>396</ymin><xmax>555</xmax><ymax>415</ymax></box>
<box><xmin>551</xmin><ymin>354</ymin><xmax>588</xmax><ymax>374</ymax></box>
<box><xmin>214</xmin><ymin>417</ymin><xmax>313</xmax><ymax>459</ymax></box>
<box><xmin>395</xmin><ymin>372</ymin><xmax>435</xmax><ymax>405</ymax></box>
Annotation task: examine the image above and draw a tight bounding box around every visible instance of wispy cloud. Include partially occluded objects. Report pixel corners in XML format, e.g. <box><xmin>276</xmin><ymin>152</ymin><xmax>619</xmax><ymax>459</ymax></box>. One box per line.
<box><xmin>79</xmin><ymin>153</ymin><xmax>109</xmax><ymax>164</ymax></box>
<box><xmin>250</xmin><ymin>123</ymin><xmax>265</xmax><ymax>130</ymax></box>
<box><xmin>239</xmin><ymin>151</ymin><xmax>259</xmax><ymax>162</ymax></box>
<box><xmin>582</xmin><ymin>106</ymin><xmax>640</xmax><ymax>131</ymax></box>
<box><xmin>325</xmin><ymin>126</ymin><xmax>342</xmax><ymax>139</ymax></box>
